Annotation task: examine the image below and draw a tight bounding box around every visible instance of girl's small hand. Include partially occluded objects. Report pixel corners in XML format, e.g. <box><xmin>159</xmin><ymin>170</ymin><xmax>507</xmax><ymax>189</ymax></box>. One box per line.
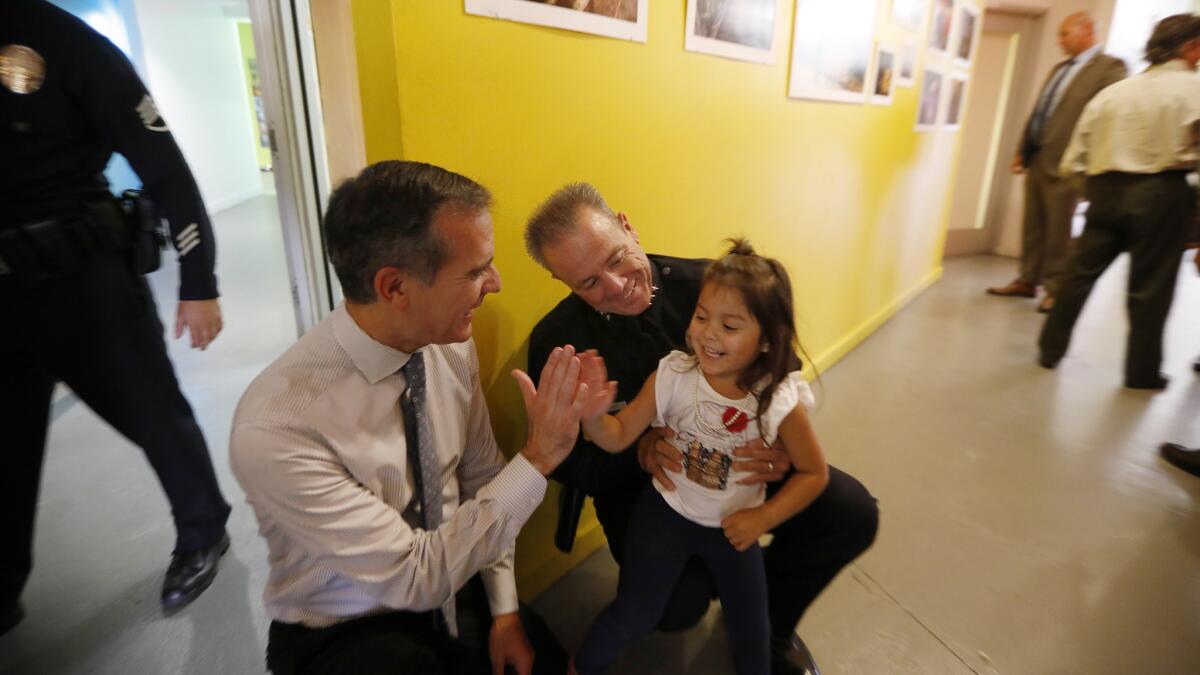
<box><xmin>721</xmin><ymin>507</ymin><xmax>771</xmax><ymax>552</ymax></box>
<box><xmin>578</xmin><ymin>350</ymin><xmax>618</xmax><ymax>420</ymax></box>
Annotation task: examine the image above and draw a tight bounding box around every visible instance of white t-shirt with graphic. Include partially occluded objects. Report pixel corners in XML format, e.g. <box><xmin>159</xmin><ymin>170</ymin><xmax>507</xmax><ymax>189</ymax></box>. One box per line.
<box><xmin>652</xmin><ymin>350</ymin><xmax>814</xmax><ymax>527</ymax></box>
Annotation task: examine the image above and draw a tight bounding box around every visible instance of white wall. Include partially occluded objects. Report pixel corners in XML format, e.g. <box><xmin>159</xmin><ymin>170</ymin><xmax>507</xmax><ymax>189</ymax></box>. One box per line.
<box><xmin>1109</xmin><ymin>0</ymin><xmax>1196</xmax><ymax>72</ymax></box>
<box><xmin>130</xmin><ymin>0</ymin><xmax>261</xmax><ymax>212</ymax></box>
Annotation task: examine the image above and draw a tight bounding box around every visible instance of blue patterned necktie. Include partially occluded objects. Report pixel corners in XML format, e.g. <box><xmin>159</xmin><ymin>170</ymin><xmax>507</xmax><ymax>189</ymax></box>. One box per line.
<box><xmin>400</xmin><ymin>351</ymin><xmax>457</xmax><ymax>634</ymax></box>
<box><xmin>1031</xmin><ymin>58</ymin><xmax>1075</xmax><ymax>141</ymax></box>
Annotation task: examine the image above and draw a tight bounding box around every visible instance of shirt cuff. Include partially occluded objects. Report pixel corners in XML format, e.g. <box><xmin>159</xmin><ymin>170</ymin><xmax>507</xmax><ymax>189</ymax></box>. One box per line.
<box><xmin>488</xmin><ymin>453</ymin><xmax>548</xmax><ymax>526</ymax></box>
<box><xmin>480</xmin><ymin>556</ymin><xmax>519</xmax><ymax>616</ymax></box>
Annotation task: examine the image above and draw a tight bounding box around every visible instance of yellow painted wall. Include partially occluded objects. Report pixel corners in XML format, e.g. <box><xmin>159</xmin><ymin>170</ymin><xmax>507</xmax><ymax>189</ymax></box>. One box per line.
<box><xmin>351</xmin><ymin>0</ymin><xmax>970</xmax><ymax>599</ymax></box>
<box><xmin>236</xmin><ymin>21</ymin><xmax>272</xmax><ymax>171</ymax></box>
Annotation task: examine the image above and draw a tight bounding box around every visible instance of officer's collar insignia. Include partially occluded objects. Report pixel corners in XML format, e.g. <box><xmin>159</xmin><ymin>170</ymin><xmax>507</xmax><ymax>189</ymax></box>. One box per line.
<box><xmin>0</xmin><ymin>44</ymin><xmax>46</xmax><ymax>95</ymax></box>
<box><xmin>136</xmin><ymin>93</ymin><xmax>169</xmax><ymax>132</ymax></box>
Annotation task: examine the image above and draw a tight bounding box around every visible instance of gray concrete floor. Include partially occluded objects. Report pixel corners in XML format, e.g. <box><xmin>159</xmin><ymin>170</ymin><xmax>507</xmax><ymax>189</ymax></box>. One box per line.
<box><xmin>2</xmin><ymin>247</ymin><xmax>1199</xmax><ymax>674</ymax></box>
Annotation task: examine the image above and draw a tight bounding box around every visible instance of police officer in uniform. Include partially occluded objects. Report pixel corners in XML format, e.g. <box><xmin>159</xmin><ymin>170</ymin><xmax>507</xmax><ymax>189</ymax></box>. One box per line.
<box><xmin>0</xmin><ymin>0</ymin><xmax>232</xmax><ymax>634</ymax></box>
<box><xmin>524</xmin><ymin>184</ymin><xmax>880</xmax><ymax>675</ymax></box>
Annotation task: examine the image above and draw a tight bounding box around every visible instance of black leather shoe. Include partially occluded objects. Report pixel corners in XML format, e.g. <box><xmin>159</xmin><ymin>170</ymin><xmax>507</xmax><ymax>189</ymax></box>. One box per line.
<box><xmin>0</xmin><ymin>602</ymin><xmax>24</xmax><ymax>637</ymax></box>
<box><xmin>1160</xmin><ymin>443</ymin><xmax>1200</xmax><ymax>477</ymax></box>
<box><xmin>1193</xmin><ymin>356</ymin><xmax>1200</xmax><ymax>373</ymax></box>
<box><xmin>161</xmin><ymin>532</ymin><xmax>230</xmax><ymax>611</ymax></box>
<box><xmin>772</xmin><ymin>633</ymin><xmax>821</xmax><ymax>675</ymax></box>
<box><xmin>1125</xmin><ymin>373</ymin><xmax>1169</xmax><ymax>390</ymax></box>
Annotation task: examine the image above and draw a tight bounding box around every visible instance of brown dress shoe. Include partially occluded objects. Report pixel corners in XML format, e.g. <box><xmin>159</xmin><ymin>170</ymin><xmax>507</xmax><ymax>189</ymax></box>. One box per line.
<box><xmin>986</xmin><ymin>280</ymin><xmax>1037</xmax><ymax>298</ymax></box>
<box><xmin>1037</xmin><ymin>295</ymin><xmax>1055</xmax><ymax>313</ymax></box>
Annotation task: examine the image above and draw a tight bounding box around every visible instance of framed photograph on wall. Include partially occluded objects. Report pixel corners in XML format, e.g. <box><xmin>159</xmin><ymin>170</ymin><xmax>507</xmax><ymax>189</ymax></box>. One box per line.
<box><xmin>685</xmin><ymin>0</ymin><xmax>780</xmax><ymax>64</ymax></box>
<box><xmin>942</xmin><ymin>73</ymin><xmax>967</xmax><ymax>129</ymax></box>
<box><xmin>953</xmin><ymin>2</ymin><xmax>979</xmax><ymax>67</ymax></box>
<box><xmin>891</xmin><ymin>0</ymin><xmax>928</xmax><ymax>34</ymax></box>
<box><xmin>869</xmin><ymin>45</ymin><xmax>897</xmax><ymax>105</ymax></box>
<box><xmin>464</xmin><ymin>0</ymin><xmax>648</xmax><ymax>42</ymax></box>
<box><xmin>927</xmin><ymin>0</ymin><xmax>953</xmax><ymax>56</ymax></box>
<box><xmin>787</xmin><ymin>0</ymin><xmax>878</xmax><ymax>103</ymax></box>
<box><xmin>915</xmin><ymin>66</ymin><xmax>943</xmax><ymax>130</ymax></box>
<box><xmin>897</xmin><ymin>41</ymin><xmax>917</xmax><ymax>87</ymax></box>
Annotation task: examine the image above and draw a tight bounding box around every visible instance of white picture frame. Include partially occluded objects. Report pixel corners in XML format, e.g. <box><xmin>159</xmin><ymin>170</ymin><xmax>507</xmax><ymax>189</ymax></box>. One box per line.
<box><xmin>915</xmin><ymin>65</ymin><xmax>944</xmax><ymax>130</ymax></box>
<box><xmin>787</xmin><ymin>0</ymin><xmax>878</xmax><ymax>104</ymax></box>
<box><xmin>897</xmin><ymin>41</ymin><xmax>917</xmax><ymax>87</ymax></box>
<box><xmin>464</xmin><ymin>0</ymin><xmax>649</xmax><ymax>42</ymax></box>
<box><xmin>685</xmin><ymin>0</ymin><xmax>781</xmax><ymax>65</ymax></box>
<box><xmin>952</xmin><ymin>2</ymin><xmax>979</xmax><ymax>68</ymax></box>
<box><xmin>942</xmin><ymin>73</ymin><xmax>967</xmax><ymax>129</ymax></box>
<box><xmin>927</xmin><ymin>0</ymin><xmax>953</xmax><ymax>57</ymax></box>
<box><xmin>869</xmin><ymin>44</ymin><xmax>897</xmax><ymax>105</ymax></box>
<box><xmin>891</xmin><ymin>0</ymin><xmax>928</xmax><ymax>34</ymax></box>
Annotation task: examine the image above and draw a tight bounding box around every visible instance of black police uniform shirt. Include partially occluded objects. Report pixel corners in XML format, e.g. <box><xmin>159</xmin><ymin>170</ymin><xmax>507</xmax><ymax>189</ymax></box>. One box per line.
<box><xmin>528</xmin><ymin>254</ymin><xmax>706</xmax><ymax>497</ymax></box>
<box><xmin>0</xmin><ymin>0</ymin><xmax>219</xmax><ymax>300</ymax></box>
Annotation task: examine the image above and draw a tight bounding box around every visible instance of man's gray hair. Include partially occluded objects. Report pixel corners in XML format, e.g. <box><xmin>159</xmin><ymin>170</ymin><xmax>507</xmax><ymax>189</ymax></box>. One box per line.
<box><xmin>1146</xmin><ymin>13</ymin><xmax>1200</xmax><ymax>66</ymax></box>
<box><xmin>525</xmin><ymin>182</ymin><xmax>619</xmax><ymax>268</ymax></box>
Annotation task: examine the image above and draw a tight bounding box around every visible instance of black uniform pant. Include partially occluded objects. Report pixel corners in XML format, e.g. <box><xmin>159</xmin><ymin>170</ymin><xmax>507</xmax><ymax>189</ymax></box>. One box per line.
<box><xmin>0</xmin><ymin>252</ymin><xmax>231</xmax><ymax>607</ymax></box>
<box><xmin>266</xmin><ymin>577</ymin><xmax>567</xmax><ymax>675</ymax></box>
<box><xmin>592</xmin><ymin>464</ymin><xmax>879</xmax><ymax>640</ymax></box>
<box><xmin>1039</xmin><ymin>171</ymin><xmax>1195</xmax><ymax>383</ymax></box>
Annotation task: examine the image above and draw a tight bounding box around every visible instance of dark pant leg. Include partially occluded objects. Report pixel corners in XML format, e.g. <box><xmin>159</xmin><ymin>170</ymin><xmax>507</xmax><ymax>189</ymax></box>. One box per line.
<box><xmin>1039</xmin><ymin>181</ymin><xmax>1126</xmax><ymax>363</ymax></box>
<box><xmin>698</xmin><ymin>533</ymin><xmax>770</xmax><ymax>675</ymax></box>
<box><xmin>1019</xmin><ymin>160</ymin><xmax>1050</xmax><ymax>286</ymax></box>
<box><xmin>29</xmin><ymin>255</ymin><xmax>230</xmax><ymax>552</ymax></box>
<box><xmin>594</xmin><ymin>482</ymin><xmax>716</xmax><ymax>632</ymax></box>
<box><xmin>1041</xmin><ymin>169</ymin><xmax>1083</xmax><ymax>296</ymax></box>
<box><xmin>267</xmin><ymin>612</ymin><xmax>449</xmax><ymax>675</ymax></box>
<box><xmin>575</xmin><ymin>486</ymin><xmax>697</xmax><ymax>675</ymax></box>
<box><xmin>0</xmin><ymin>279</ymin><xmax>56</xmax><ymax>606</ymax></box>
<box><xmin>1122</xmin><ymin>174</ymin><xmax>1194</xmax><ymax>382</ymax></box>
<box><xmin>763</xmin><ymin>465</ymin><xmax>879</xmax><ymax>639</ymax></box>
<box><xmin>448</xmin><ymin>576</ymin><xmax>569</xmax><ymax>675</ymax></box>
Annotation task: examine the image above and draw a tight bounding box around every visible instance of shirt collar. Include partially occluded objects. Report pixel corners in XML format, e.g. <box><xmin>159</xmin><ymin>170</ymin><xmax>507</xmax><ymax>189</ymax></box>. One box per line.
<box><xmin>331</xmin><ymin>303</ymin><xmax>414</xmax><ymax>384</ymax></box>
<box><xmin>1071</xmin><ymin>44</ymin><xmax>1102</xmax><ymax>67</ymax></box>
<box><xmin>1149</xmin><ymin>59</ymin><xmax>1191</xmax><ymax>74</ymax></box>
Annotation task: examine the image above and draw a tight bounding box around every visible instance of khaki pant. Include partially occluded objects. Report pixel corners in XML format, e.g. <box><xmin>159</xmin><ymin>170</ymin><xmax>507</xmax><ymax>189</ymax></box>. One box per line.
<box><xmin>1019</xmin><ymin>155</ymin><xmax>1081</xmax><ymax>295</ymax></box>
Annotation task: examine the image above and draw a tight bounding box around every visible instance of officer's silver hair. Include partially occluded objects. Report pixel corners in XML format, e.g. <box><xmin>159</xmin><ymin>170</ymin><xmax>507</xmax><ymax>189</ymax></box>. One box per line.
<box><xmin>525</xmin><ymin>182</ymin><xmax>620</xmax><ymax>269</ymax></box>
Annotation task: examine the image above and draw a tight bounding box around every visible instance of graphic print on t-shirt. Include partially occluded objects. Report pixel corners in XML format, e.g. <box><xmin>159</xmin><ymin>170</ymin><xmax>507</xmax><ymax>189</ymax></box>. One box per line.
<box><xmin>679</xmin><ymin>400</ymin><xmax>755</xmax><ymax>491</ymax></box>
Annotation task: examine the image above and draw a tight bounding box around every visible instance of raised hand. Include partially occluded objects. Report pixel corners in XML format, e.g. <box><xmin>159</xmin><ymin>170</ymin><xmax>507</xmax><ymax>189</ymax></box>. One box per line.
<box><xmin>512</xmin><ymin>345</ymin><xmax>587</xmax><ymax>476</ymax></box>
<box><xmin>577</xmin><ymin>350</ymin><xmax>618</xmax><ymax>421</ymax></box>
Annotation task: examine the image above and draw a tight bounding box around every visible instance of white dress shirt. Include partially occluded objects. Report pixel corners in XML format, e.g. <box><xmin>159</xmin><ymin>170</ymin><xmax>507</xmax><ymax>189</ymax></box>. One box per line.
<box><xmin>230</xmin><ymin>304</ymin><xmax>547</xmax><ymax>628</ymax></box>
<box><xmin>1061</xmin><ymin>60</ymin><xmax>1200</xmax><ymax>176</ymax></box>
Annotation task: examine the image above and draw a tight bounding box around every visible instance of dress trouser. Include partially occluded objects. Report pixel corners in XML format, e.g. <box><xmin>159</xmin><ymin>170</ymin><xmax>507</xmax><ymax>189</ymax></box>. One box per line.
<box><xmin>592</xmin><ymin>464</ymin><xmax>879</xmax><ymax>639</ymax></box>
<box><xmin>266</xmin><ymin>577</ymin><xmax>567</xmax><ymax>675</ymax></box>
<box><xmin>0</xmin><ymin>251</ymin><xmax>231</xmax><ymax>607</ymax></box>
<box><xmin>1019</xmin><ymin>154</ymin><xmax>1082</xmax><ymax>295</ymax></box>
<box><xmin>1039</xmin><ymin>171</ymin><xmax>1195</xmax><ymax>382</ymax></box>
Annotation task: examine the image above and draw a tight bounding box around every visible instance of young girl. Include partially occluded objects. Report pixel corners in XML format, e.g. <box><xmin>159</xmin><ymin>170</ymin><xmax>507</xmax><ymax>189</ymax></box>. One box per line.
<box><xmin>571</xmin><ymin>239</ymin><xmax>830</xmax><ymax>675</ymax></box>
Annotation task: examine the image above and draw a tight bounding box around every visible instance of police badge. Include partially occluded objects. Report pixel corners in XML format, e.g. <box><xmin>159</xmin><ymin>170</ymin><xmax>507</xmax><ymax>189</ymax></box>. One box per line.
<box><xmin>0</xmin><ymin>44</ymin><xmax>46</xmax><ymax>94</ymax></box>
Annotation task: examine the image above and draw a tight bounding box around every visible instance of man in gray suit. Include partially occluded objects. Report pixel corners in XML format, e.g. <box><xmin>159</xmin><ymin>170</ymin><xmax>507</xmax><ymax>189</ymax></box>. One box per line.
<box><xmin>987</xmin><ymin>12</ymin><xmax>1126</xmax><ymax>313</ymax></box>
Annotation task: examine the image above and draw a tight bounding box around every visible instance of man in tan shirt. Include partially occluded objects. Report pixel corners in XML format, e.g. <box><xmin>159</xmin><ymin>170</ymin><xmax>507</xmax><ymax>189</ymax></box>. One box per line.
<box><xmin>987</xmin><ymin>12</ymin><xmax>1126</xmax><ymax>312</ymax></box>
<box><xmin>1039</xmin><ymin>15</ymin><xmax>1200</xmax><ymax>390</ymax></box>
<box><xmin>231</xmin><ymin>161</ymin><xmax>587</xmax><ymax>674</ymax></box>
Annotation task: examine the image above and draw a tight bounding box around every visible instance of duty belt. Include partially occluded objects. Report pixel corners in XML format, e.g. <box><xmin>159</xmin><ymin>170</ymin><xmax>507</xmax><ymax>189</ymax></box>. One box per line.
<box><xmin>0</xmin><ymin>200</ymin><xmax>131</xmax><ymax>283</ymax></box>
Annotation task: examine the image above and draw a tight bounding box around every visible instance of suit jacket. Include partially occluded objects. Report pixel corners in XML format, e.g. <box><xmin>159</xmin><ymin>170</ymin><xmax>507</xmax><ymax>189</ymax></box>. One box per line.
<box><xmin>1019</xmin><ymin>53</ymin><xmax>1127</xmax><ymax>171</ymax></box>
